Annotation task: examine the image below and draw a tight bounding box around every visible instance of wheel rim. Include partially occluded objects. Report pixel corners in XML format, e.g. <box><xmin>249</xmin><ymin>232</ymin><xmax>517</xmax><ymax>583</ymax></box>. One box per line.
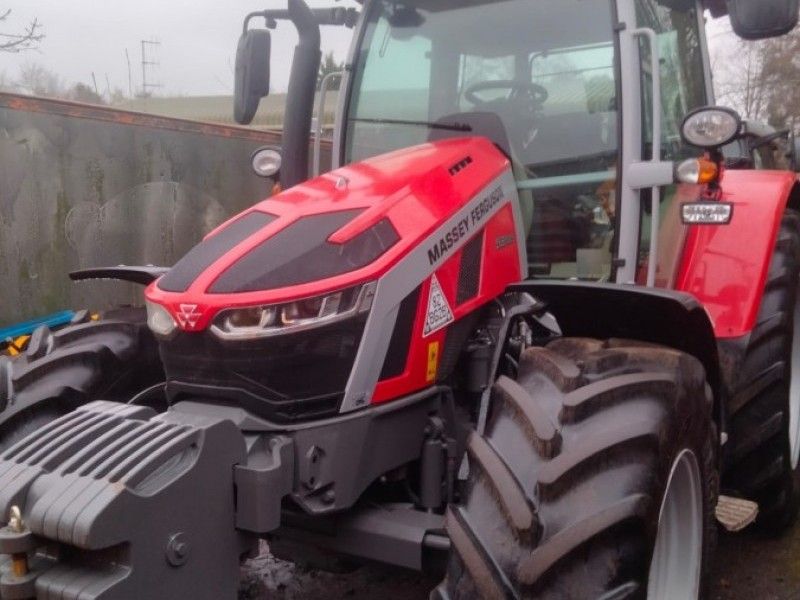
<box><xmin>647</xmin><ymin>449</ymin><xmax>703</xmax><ymax>600</ymax></box>
<box><xmin>790</xmin><ymin>296</ymin><xmax>800</xmax><ymax>469</ymax></box>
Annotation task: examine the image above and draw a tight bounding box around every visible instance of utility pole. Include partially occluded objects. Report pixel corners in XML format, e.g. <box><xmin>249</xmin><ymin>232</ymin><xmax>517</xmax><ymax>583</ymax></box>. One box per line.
<box><xmin>125</xmin><ymin>48</ymin><xmax>133</xmax><ymax>98</ymax></box>
<box><xmin>139</xmin><ymin>39</ymin><xmax>162</xmax><ymax>98</ymax></box>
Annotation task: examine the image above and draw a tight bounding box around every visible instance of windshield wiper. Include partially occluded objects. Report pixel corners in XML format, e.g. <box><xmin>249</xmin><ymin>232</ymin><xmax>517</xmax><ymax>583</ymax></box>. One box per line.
<box><xmin>350</xmin><ymin>117</ymin><xmax>472</xmax><ymax>132</ymax></box>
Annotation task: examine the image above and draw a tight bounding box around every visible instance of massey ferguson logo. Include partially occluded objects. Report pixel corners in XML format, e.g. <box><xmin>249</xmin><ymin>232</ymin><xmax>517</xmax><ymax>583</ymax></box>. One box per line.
<box><xmin>175</xmin><ymin>303</ymin><xmax>203</xmax><ymax>330</ymax></box>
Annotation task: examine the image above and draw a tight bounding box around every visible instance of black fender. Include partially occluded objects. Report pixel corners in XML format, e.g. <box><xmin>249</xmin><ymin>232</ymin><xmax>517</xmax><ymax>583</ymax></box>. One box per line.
<box><xmin>510</xmin><ymin>281</ymin><xmax>724</xmax><ymax>430</ymax></box>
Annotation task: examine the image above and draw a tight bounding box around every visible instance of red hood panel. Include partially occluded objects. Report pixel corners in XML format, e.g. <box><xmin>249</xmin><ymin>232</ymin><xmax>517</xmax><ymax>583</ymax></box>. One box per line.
<box><xmin>146</xmin><ymin>136</ymin><xmax>511</xmax><ymax>330</ymax></box>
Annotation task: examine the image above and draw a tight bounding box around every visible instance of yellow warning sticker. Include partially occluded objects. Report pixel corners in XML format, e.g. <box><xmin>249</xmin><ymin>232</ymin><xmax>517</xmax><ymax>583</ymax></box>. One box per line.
<box><xmin>426</xmin><ymin>341</ymin><xmax>440</xmax><ymax>382</ymax></box>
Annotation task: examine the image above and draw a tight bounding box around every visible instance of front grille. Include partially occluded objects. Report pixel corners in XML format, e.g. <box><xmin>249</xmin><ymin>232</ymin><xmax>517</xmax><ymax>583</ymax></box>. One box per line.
<box><xmin>159</xmin><ymin>315</ymin><xmax>367</xmax><ymax>423</ymax></box>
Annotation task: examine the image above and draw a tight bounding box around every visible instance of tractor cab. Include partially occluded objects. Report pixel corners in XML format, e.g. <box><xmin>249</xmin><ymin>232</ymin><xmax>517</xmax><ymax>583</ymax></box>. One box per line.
<box><xmin>342</xmin><ymin>0</ymin><xmax>712</xmax><ymax>283</ymax></box>
<box><xmin>344</xmin><ymin>0</ymin><xmax>626</xmax><ymax>281</ymax></box>
<box><xmin>236</xmin><ymin>0</ymin><xmax>797</xmax><ymax>287</ymax></box>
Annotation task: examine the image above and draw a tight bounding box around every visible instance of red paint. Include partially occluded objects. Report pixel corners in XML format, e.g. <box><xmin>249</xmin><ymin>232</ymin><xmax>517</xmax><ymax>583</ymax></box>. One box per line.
<box><xmin>146</xmin><ymin>137</ymin><xmax>520</xmax><ymax>405</ymax></box>
<box><xmin>372</xmin><ymin>205</ymin><xmax>522</xmax><ymax>403</ymax></box>
<box><xmin>675</xmin><ymin>169</ymin><xmax>798</xmax><ymax>338</ymax></box>
<box><xmin>146</xmin><ymin>137</ymin><xmax>510</xmax><ymax>333</ymax></box>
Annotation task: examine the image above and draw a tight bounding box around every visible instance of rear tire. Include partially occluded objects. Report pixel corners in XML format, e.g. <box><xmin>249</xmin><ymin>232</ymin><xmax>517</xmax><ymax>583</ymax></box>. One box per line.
<box><xmin>0</xmin><ymin>307</ymin><xmax>164</xmax><ymax>450</ymax></box>
<box><xmin>724</xmin><ymin>210</ymin><xmax>800</xmax><ymax>533</ymax></box>
<box><xmin>437</xmin><ymin>338</ymin><xmax>717</xmax><ymax>599</ymax></box>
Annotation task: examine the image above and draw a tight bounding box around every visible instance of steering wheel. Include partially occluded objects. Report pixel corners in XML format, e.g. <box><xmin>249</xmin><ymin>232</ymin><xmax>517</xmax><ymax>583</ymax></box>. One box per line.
<box><xmin>464</xmin><ymin>80</ymin><xmax>549</xmax><ymax>109</ymax></box>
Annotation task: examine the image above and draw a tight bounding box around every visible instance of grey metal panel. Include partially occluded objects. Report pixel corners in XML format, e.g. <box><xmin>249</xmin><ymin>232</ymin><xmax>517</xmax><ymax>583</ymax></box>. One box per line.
<box><xmin>0</xmin><ymin>93</ymin><xmax>292</xmax><ymax>327</ymax></box>
<box><xmin>272</xmin><ymin>503</ymin><xmax>445</xmax><ymax>571</ymax></box>
<box><xmin>172</xmin><ymin>386</ymin><xmax>441</xmax><ymax>516</ymax></box>
<box><xmin>614</xmin><ymin>0</ymin><xmax>646</xmax><ymax>284</ymax></box>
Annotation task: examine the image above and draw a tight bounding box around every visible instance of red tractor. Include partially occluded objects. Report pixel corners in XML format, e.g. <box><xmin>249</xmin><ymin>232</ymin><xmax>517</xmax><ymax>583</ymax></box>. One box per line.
<box><xmin>1</xmin><ymin>0</ymin><xmax>799</xmax><ymax>598</ymax></box>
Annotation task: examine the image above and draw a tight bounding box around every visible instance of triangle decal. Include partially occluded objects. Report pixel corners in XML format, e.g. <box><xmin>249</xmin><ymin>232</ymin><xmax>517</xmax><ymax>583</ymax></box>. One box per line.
<box><xmin>423</xmin><ymin>274</ymin><xmax>455</xmax><ymax>337</ymax></box>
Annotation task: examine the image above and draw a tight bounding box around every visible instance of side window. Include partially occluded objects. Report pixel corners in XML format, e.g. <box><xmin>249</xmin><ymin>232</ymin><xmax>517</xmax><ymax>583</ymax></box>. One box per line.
<box><xmin>636</xmin><ymin>0</ymin><xmax>707</xmax><ymax>160</ymax></box>
<box><xmin>353</xmin><ymin>21</ymin><xmax>432</xmax><ymax>121</ymax></box>
<box><xmin>635</xmin><ymin>0</ymin><xmax>708</xmax><ymax>287</ymax></box>
<box><xmin>346</xmin><ymin>16</ymin><xmax>433</xmax><ymax>162</ymax></box>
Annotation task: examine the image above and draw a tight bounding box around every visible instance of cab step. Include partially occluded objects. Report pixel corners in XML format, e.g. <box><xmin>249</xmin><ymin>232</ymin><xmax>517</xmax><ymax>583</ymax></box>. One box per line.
<box><xmin>715</xmin><ymin>495</ymin><xmax>759</xmax><ymax>532</ymax></box>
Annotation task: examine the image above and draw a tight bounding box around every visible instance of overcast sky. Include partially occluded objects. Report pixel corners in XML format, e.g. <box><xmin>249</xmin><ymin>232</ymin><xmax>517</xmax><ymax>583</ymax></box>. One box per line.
<box><xmin>0</xmin><ymin>0</ymin><xmax>358</xmax><ymax>96</ymax></box>
<box><xmin>0</xmin><ymin>2</ymin><xmax>735</xmax><ymax>98</ymax></box>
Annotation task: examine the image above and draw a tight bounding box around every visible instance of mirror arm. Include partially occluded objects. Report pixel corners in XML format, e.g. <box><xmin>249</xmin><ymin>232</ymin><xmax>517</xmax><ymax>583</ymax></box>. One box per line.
<box><xmin>243</xmin><ymin>10</ymin><xmax>283</xmax><ymax>33</ymax></box>
<box><xmin>243</xmin><ymin>6</ymin><xmax>358</xmax><ymax>33</ymax></box>
<box><xmin>748</xmin><ymin>129</ymin><xmax>790</xmax><ymax>152</ymax></box>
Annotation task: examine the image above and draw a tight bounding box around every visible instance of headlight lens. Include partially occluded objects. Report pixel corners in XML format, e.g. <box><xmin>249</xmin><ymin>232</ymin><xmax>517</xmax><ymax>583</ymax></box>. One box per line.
<box><xmin>146</xmin><ymin>300</ymin><xmax>177</xmax><ymax>337</ymax></box>
<box><xmin>681</xmin><ymin>107</ymin><xmax>741</xmax><ymax>149</ymax></box>
<box><xmin>210</xmin><ymin>282</ymin><xmax>376</xmax><ymax>340</ymax></box>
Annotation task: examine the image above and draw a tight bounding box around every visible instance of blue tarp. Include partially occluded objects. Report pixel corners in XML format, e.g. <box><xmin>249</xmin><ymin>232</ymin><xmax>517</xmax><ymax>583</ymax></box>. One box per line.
<box><xmin>0</xmin><ymin>310</ymin><xmax>76</xmax><ymax>340</ymax></box>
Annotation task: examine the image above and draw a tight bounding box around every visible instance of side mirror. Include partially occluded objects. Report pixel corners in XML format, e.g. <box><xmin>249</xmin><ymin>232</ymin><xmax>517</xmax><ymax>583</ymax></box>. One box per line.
<box><xmin>234</xmin><ymin>29</ymin><xmax>271</xmax><ymax>125</ymax></box>
<box><xmin>727</xmin><ymin>0</ymin><xmax>799</xmax><ymax>40</ymax></box>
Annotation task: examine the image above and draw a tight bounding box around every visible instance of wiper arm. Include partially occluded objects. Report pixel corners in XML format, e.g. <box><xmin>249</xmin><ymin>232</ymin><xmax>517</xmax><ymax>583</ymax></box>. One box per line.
<box><xmin>351</xmin><ymin>117</ymin><xmax>472</xmax><ymax>132</ymax></box>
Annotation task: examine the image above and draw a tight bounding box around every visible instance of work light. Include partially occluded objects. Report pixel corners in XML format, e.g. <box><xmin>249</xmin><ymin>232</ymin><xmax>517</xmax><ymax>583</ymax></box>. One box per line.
<box><xmin>680</xmin><ymin>107</ymin><xmax>742</xmax><ymax>149</ymax></box>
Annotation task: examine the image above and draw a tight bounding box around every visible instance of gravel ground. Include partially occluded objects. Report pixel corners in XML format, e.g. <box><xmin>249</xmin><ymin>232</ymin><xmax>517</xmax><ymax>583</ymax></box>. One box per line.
<box><xmin>710</xmin><ymin>518</ymin><xmax>800</xmax><ymax>600</ymax></box>
<box><xmin>241</xmin><ymin>515</ymin><xmax>800</xmax><ymax>600</ymax></box>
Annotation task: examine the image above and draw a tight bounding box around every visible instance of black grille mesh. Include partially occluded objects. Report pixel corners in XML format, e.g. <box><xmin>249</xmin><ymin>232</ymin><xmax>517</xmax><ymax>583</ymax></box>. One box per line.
<box><xmin>456</xmin><ymin>233</ymin><xmax>483</xmax><ymax>305</ymax></box>
<box><xmin>160</xmin><ymin>316</ymin><xmax>367</xmax><ymax>423</ymax></box>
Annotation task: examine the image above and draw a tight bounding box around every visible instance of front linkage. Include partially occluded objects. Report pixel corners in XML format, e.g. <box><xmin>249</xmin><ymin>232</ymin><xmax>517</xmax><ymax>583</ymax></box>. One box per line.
<box><xmin>0</xmin><ymin>385</ymin><xmax>453</xmax><ymax>599</ymax></box>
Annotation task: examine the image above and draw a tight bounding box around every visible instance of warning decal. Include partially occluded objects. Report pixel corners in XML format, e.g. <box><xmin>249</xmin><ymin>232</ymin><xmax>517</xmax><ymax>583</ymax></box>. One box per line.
<box><xmin>426</xmin><ymin>342</ymin><xmax>440</xmax><ymax>382</ymax></box>
<box><xmin>423</xmin><ymin>274</ymin><xmax>454</xmax><ymax>337</ymax></box>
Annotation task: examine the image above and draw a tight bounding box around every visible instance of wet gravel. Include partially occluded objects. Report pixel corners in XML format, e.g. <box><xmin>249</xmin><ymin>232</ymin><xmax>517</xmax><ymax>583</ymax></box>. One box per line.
<box><xmin>710</xmin><ymin>518</ymin><xmax>800</xmax><ymax>600</ymax></box>
<box><xmin>241</xmin><ymin>516</ymin><xmax>800</xmax><ymax>599</ymax></box>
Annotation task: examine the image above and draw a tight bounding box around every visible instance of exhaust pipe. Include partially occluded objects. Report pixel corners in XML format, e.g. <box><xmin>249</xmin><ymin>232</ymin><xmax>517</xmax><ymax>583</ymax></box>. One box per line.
<box><xmin>281</xmin><ymin>0</ymin><xmax>321</xmax><ymax>188</ymax></box>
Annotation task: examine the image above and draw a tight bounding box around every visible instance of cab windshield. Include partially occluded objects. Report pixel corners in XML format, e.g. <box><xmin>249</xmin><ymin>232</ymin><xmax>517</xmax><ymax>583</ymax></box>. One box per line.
<box><xmin>344</xmin><ymin>0</ymin><xmax>620</xmax><ymax>279</ymax></box>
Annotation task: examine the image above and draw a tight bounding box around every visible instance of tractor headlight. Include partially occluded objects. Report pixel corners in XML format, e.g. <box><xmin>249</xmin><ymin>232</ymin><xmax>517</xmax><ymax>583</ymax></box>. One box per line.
<box><xmin>680</xmin><ymin>106</ymin><xmax>741</xmax><ymax>149</ymax></box>
<box><xmin>210</xmin><ymin>282</ymin><xmax>377</xmax><ymax>340</ymax></box>
<box><xmin>146</xmin><ymin>300</ymin><xmax>177</xmax><ymax>337</ymax></box>
<box><xmin>251</xmin><ymin>146</ymin><xmax>282</xmax><ymax>178</ymax></box>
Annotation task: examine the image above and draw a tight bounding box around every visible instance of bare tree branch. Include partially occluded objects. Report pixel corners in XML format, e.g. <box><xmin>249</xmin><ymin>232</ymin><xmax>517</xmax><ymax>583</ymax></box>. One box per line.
<box><xmin>0</xmin><ymin>9</ymin><xmax>43</xmax><ymax>54</ymax></box>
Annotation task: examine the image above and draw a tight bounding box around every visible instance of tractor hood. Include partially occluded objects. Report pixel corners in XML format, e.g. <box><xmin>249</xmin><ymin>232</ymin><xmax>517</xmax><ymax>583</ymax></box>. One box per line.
<box><xmin>145</xmin><ymin>136</ymin><xmax>511</xmax><ymax>332</ymax></box>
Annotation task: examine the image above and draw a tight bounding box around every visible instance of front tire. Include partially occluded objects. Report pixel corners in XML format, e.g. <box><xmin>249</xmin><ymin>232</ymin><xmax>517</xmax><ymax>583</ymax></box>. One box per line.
<box><xmin>437</xmin><ymin>338</ymin><xmax>717</xmax><ymax>599</ymax></box>
<box><xmin>0</xmin><ymin>307</ymin><xmax>164</xmax><ymax>450</ymax></box>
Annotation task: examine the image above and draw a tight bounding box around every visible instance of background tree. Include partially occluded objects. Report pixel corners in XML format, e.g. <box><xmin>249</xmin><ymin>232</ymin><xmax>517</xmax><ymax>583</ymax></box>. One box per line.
<box><xmin>713</xmin><ymin>26</ymin><xmax>800</xmax><ymax>129</ymax></box>
<box><xmin>0</xmin><ymin>70</ymin><xmax>13</xmax><ymax>92</ymax></box>
<box><xmin>68</xmin><ymin>82</ymin><xmax>105</xmax><ymax>105</ymax></box>
<box><xmin>0</xmin><ymin>9</ymin><xmax>43</xmax><ymax>53</ymax></box>
<box><xmin>317</xmin><ymin>51</ymin><xmax>343</xmax><ymax>91</ymax></box>
<box><xmin>16</xmin><ymin>62</ymin><xmax>63</xmax><ymax>97</ymax></box>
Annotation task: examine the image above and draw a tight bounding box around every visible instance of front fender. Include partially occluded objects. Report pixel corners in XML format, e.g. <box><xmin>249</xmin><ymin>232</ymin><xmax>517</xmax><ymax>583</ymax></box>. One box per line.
<box><xmin>675</xmin><ymin>169</ymin><xmax>798</xmax><ymax>339</ymax></box>
<box><xmin>511</xmin><ymin>280</ymin><xmax>720</xmax><ymax>391</ymax></box>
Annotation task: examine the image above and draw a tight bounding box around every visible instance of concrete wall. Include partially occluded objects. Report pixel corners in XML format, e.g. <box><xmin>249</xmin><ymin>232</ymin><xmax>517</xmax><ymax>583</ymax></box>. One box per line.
<box><xmin>0</xmin><ymin>93</ymin><xmax>331</xmax><ymax>326</ymax></box>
